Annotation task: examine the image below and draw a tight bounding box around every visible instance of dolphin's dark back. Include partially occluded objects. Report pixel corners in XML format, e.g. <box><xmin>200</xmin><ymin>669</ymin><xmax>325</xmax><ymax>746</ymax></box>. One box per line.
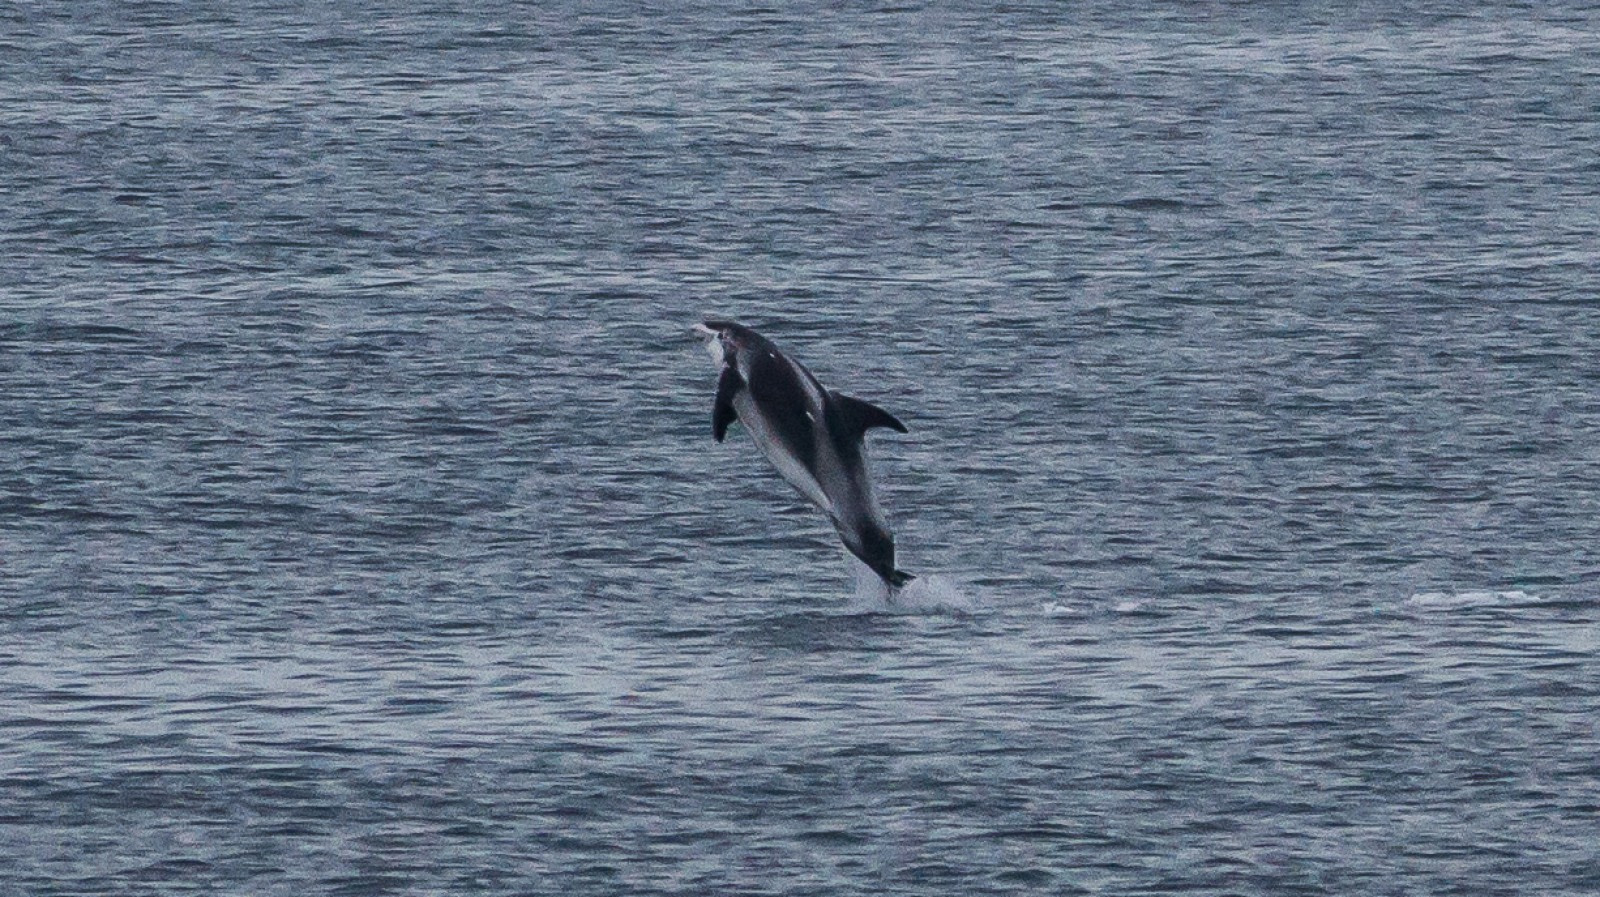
<box><xmin>745</xmin><ymin>346</ymin><xmax>820</xmax><ymax>477</ymax></box>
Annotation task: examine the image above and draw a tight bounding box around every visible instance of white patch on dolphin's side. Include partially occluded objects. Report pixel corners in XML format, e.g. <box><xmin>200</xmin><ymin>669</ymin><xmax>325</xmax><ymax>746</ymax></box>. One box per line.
<box><xmin>784</xmin><ymin>351</ymin><xmax>828</xmax><ymax>412</ymax></box>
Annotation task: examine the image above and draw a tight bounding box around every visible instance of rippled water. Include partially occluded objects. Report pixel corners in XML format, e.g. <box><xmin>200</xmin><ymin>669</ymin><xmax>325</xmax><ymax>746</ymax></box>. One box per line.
<box><xmin>4</xmin><ymin>2</ymin><xmax>1599</xmax><ymax>894</ymax></box>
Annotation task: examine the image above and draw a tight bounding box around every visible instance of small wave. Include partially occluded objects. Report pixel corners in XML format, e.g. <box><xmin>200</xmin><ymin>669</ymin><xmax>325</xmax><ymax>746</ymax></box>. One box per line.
<box><xmin>1112</xmin><ymin>597</ymin><xmax>1156</xmax><ymax>614</ymax></box>
<box><xmin>1405</xmin><ymin>589</ymin><xmax>1540</xmax><ymax>609</ymax></box>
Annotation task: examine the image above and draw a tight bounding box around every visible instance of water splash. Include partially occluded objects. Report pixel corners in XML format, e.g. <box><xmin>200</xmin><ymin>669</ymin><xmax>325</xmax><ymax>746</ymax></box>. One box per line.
<box><xmin>844</xmin><ymin>556</ymin><xmax>977</xmax><ymax>614</ymax></box>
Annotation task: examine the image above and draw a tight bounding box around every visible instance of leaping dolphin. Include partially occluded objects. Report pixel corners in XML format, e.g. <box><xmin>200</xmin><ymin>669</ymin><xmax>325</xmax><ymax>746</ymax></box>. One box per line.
<box><xmin>694</xmin><ymin>320</ymin><xmax>915</xmax><ymax>589</ymax></box>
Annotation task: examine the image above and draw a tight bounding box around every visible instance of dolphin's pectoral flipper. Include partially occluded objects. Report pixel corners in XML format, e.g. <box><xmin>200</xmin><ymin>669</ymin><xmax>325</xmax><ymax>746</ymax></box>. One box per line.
<box><xmin>830</xmin><ymin>392</ymin><xmax>909</xmax><ymax>438</ymax></box>
<box><xmin>713</xmin><ymin>365</ymin><xmax>743</xmax><ymax>442</ymax></box>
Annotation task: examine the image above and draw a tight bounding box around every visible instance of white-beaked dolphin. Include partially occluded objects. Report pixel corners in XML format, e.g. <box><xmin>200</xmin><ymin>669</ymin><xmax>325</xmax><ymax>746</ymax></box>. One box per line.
<box><xmin>694</xmin><ymin>320</ymin><xmax>914</xmax><ymax>589</ymax></box>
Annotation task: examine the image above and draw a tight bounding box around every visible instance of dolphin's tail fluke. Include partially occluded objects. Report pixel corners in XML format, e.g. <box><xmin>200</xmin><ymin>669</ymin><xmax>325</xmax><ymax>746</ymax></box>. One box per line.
<box><xmin>887</xmin><ymin>569</ymin><xmax>916</xmax><ymax>589</ymax></box>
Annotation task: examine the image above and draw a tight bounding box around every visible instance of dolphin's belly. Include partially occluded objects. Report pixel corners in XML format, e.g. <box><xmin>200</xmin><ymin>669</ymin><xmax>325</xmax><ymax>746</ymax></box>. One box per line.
<box><xmin>733</xmin><ymin>391</ymin><xmax>835</xmax><ymax>515</ymax></box>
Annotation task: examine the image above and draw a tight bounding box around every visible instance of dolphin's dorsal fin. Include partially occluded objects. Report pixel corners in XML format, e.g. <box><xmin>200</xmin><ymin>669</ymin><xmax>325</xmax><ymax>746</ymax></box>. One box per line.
<box><xmin>713</xmin><ymin>365</ymin><xmax>743</xmax><ymax>442</ymax></box>
<box><xmin>830</xmin><ymin>391</ymin><xmax>908</xmax><ymax>438</ymax></box>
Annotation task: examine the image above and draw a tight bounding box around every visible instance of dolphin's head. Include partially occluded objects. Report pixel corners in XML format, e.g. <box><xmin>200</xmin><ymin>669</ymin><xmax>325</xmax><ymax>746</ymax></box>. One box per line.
<box><xmin>693</xmin><ymin>319</ymin><xmax>749</xmax><ymax>367</ymax></box>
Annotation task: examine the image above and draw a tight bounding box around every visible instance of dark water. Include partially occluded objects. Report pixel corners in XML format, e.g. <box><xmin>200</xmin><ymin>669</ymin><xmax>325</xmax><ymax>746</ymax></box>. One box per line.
<box><xmin>4</xmin><ymin>2</ymin><xmax>1599</xmax><ymax>894</ymax></box>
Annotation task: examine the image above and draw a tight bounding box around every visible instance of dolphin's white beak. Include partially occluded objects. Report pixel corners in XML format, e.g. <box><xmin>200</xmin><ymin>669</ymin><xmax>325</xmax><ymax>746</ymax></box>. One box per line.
<box><xmin>692</xmin><ymin>323</ymin><xmax>724</xmax><ymax>365</ymax></box>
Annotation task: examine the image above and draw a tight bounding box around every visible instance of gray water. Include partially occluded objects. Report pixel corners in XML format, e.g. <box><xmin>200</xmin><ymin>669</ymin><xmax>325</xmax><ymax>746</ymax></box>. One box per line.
<box><xmin>4</xmin><ymin>2</ymin><xmax>1599</xmax><ymax>894</ymax></box>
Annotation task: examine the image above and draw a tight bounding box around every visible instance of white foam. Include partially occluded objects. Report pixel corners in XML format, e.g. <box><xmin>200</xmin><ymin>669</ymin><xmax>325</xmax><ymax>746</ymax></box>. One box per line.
<box><xmin>1405</xmin><ymin>589</ymin><xmax>1539</xmax><ymax>609</ymax></box>
<box><xmin>845</xmin><ymin>556</ymin><xmax>977</xmax><ymax>614</ymax></box>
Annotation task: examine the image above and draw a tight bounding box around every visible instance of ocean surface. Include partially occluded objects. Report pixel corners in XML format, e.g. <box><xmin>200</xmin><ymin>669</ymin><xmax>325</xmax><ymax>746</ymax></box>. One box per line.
<box><xmin>3</xmin><ymin>2</ymin><xmax>1599</xmax><ymax>894</ymax></box>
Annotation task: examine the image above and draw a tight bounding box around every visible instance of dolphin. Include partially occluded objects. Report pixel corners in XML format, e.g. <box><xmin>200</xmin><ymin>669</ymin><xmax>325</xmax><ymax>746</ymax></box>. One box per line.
<box><xmin>694</xmin><ymin>320</ymin><xmax>915</xmax><ymax>589</ymax></box>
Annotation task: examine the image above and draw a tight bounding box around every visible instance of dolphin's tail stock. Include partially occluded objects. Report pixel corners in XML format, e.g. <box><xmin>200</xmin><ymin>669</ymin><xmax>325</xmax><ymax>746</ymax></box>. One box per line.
<box><xmin>887</xmin><ymin>569</ymin><xmax>916</xmax><ymax>590</ymax></box>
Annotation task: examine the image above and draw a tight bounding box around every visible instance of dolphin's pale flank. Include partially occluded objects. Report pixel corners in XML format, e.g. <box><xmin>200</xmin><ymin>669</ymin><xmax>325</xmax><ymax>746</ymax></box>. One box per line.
<box><xmin>694</xmin><ymin>320</ymin><xmax>914</xmax><ymax>589</ymax></box>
